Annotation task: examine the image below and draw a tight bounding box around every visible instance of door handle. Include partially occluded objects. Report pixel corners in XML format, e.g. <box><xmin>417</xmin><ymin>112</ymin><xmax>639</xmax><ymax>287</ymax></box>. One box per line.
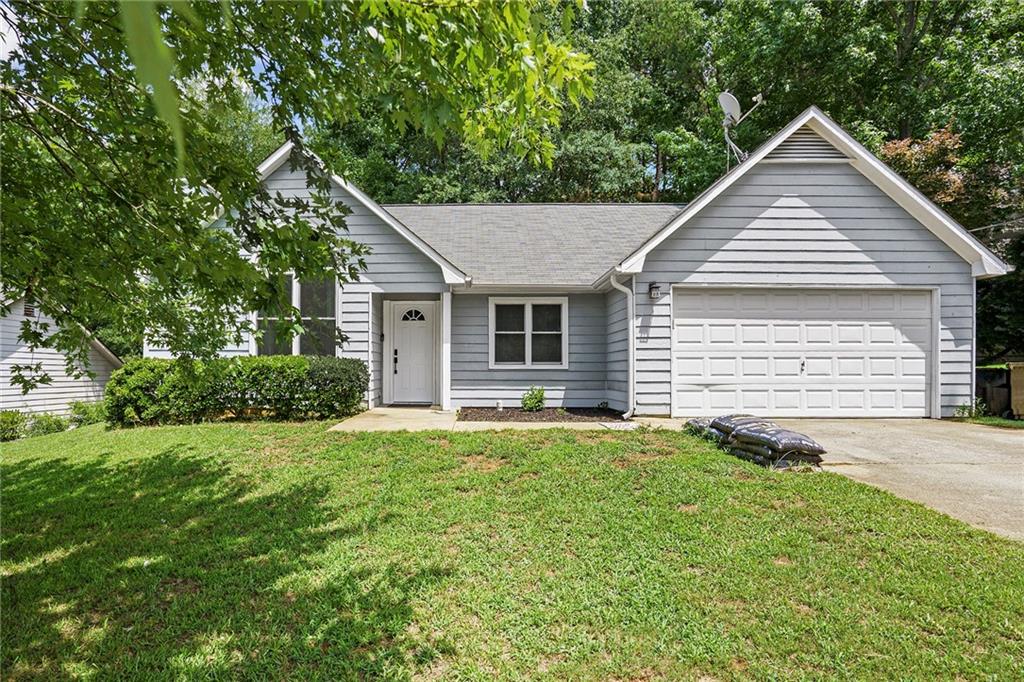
<box><xmin>800</xmin><ymin>358</ymin><xmax>806</xmax><ymax>374</ymax></box>
<box><xmin>394</xmin><ymin>348</ymin><xmax>398</xmax><ymax>374</ymax></box>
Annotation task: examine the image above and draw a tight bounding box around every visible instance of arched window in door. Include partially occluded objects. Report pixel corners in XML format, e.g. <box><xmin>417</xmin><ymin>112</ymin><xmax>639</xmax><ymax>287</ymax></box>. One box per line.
<box><xmin>401</xmin><ymin>309</ymin><xmax>426</xmax><ymax>322</ymax></box>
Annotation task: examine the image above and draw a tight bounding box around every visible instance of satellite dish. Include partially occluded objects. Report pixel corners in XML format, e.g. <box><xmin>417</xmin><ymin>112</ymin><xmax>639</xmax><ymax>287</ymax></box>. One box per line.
<box><xmin>718</xmin><ymin>92</ymin><xmax>742</xmax><ymax>126</ymax></box>
<box><xmin>716</xmin><ymin>91</ymin><xmax>765</xmax><ymax>171</ymax></box>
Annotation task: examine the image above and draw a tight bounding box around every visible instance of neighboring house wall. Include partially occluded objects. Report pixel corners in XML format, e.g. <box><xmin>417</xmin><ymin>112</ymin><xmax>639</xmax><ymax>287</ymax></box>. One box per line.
<box><xmin>450</xmin><ymin>293</ymin><xmax>607</xmax><ymax>408</ymax></box>
<box><xmin>604</xmin><ymin>288</ymin><xmax>629</xmax><ymax>412</ymax></box>
<box><xmin>1</xmin><ymin>302</ymin><xmax>119</xmax><ymax>415</ymax></box>
<box><xmin>633</xmin><ymin>161</ymin><xmax>973</xmax><ymax>416</ymax></box>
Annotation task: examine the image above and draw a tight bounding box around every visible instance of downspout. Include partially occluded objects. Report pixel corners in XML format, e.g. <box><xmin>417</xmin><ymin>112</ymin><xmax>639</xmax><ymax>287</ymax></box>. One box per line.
<box><xmin>609</xmin><ymin>272</ymin><xmax>635</xmax><ymax>419</ymax></box>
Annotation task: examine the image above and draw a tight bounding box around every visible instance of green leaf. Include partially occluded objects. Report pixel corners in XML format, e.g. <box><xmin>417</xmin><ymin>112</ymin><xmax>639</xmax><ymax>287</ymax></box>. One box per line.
<box><xmin>218</xmin><ymin>0</ymin><xmax>233</xmax><ymax>30</ymax></box>
<box><xmin>168</xmin><ymin>0</ymin><xmax>200</xmax><ymax>28</ymax></box>
<box><xmin>119</xmin><ymin>0</ymin><xmax>185</xmax><ymax>168</ymax></box>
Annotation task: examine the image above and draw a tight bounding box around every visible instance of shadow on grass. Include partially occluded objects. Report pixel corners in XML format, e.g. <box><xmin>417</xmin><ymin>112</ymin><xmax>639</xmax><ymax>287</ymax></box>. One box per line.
<box><xmin>2</xmin><ymin>447</ymin><xmax>449</xmax><ymax>679</ymax></box>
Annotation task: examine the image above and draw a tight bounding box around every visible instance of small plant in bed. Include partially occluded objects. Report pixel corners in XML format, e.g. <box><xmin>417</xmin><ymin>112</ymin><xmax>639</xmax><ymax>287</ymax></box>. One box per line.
<box><xmin>521</xmin><ymin>385</ymin><xmax>545</xmax><ymax>412</ymax></box>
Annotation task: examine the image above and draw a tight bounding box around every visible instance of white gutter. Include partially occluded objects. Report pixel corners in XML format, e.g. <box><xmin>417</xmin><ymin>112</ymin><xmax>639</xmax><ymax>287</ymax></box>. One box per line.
<box><xmin>608</xmin><ymin>272</ymin><xmax>635</xmax><ymax>419</ymax></box>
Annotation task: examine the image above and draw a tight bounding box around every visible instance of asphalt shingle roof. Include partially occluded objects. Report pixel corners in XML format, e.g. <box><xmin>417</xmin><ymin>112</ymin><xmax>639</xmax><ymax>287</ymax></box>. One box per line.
<box><xmin>382</xmin><ymin>203</ymin><xmax>686</xmax><ymax>286</ymax></box>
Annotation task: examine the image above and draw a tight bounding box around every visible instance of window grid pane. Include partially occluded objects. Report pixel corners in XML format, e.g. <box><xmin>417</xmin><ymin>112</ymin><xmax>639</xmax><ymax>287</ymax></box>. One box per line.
<box><xmin>494</xmin><ymin>333</ymin><xmax>526</xmax><ymax>364</ymax></box>
<box><xmin>532</xmin><ymin>304</ymin><xmax>561</xmax><ymax>332</ymax></box>
<box><xmin>258</xmin><ymin>319</ymin><xmax>292</xmax><ymax>356</ymax></box>
<box><xmin>495</xmin><ymin>304</ymin><xmax>525</xmax><ymax>332</ymax></box>
<box><xmin>299</xmin><ymin>317</ymin><xmax>336</xmax><ymax>356</ymax></box>
<box><xmin>300</xmin><ymin>278</ymin><xmax>335</xmax><ymax>318</ymax></box>
<box><xmin>531</xmin><ymin>333</ymin><xmax>562</xmax><ymax>363</ymax></box>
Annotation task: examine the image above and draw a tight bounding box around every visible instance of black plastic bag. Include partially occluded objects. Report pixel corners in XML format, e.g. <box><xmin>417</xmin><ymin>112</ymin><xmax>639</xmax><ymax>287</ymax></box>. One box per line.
<box><xmin>731</xmin><ymin>424</ymin><xmax>826</xmax><ymax>455</ymax></box>
<box><xmin>710</xmin><ymin>414</ymin><xmax>776</xmax><ymax>434</ymax></box>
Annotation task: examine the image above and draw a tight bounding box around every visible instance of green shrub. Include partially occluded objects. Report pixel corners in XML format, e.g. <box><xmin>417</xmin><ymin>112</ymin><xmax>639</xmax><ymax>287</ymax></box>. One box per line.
<box><xmin>105</xmin><ymin>356</ymin><xmax>368</xmax><ymax>427</ymax></box>
<box><xmin>521</xmin><ymin>386</ymin><xmax>545</xmax><ymax>412</ymax></box>
<box><xmin>307</xmin><ymin>356</ymin><xmax>368</xmax><ymax>417</ymax></box>
<box><xmin>155</xmin><ymin>359</ymin><xmax>231</xmax><ymax>423</ymax></box>
<box><xmin>227</xmin><ymin>356</ymin><xmax>310</xmax><ymax>419</ymax></box>
<box><xmin>69</xmin><ymin>401</ymin><xmax>106</xmax><ymax>427</ymax></box>
<box><xmin>105</xmin><ymin>358</ymin><xmax>173</xmax><ymax>426</ymax></box>
<box><xmin>28</xmin><ymin>413</ymin><xmax>69</xmax><ymax>437</ymax></box>
<box><xmin>0</xmin><ymin>410</ymin><xmax>28</xmax><ymax>441</ymax></box>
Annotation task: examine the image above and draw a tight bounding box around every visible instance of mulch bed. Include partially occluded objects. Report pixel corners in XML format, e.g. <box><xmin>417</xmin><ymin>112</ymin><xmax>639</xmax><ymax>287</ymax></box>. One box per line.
<box><xmin>457</xmin><ymin>407</ymin><xmax>625</xmax><ymax>422</ymax></box>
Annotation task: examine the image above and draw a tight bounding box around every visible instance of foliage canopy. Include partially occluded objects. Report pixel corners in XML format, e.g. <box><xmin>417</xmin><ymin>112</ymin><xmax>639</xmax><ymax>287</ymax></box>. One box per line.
<box><xmin>1</xmin><ymin>0</ymin><xmax>593</xmax><ymax>388</ymax></box>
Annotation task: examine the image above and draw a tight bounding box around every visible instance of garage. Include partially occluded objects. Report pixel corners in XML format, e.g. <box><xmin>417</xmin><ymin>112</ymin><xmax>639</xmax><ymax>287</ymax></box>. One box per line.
<box><xmin>671</xmin><ymin>288</ymin><xmax>935</xmax><ymax>417</ymax></box>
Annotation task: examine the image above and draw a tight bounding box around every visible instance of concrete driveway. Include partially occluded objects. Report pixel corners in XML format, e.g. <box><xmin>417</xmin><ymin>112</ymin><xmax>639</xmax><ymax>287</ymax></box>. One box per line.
<box><xmin>778</xmin><ymin>419</ymin><xmax>1024</xmax><ymax>541</ymax></box>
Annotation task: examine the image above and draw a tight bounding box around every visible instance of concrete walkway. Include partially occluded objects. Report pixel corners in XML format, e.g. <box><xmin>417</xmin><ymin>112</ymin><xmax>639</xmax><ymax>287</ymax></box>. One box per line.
<box><xmin>329</xmin><ymin>407</ymin><xmax>622</xmax><ymax>432</ymax></box>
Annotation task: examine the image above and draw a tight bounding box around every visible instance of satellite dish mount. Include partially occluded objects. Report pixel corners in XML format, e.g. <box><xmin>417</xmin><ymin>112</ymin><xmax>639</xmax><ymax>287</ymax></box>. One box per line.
<box><xmin>718</xmin><ymin>91</ymin><xmax>763</xmax><ymax>170</ymax></box>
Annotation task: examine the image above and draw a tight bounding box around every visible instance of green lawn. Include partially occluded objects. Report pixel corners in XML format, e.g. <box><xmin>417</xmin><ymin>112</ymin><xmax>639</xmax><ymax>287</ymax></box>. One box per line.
<box><xmin>957</xmin><ymin>416</ymin><xmax>1024</xmax><ymax>429</ymax></box>
<box><xmin>3</xmin><ymin>424</ymin><xmax>1022</xmax><ymax>680</ymax></box>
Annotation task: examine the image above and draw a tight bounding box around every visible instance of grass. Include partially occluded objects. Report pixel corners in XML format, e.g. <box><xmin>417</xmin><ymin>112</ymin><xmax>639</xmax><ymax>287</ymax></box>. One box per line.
<box><xmin>957</xmin><ymin>415</ymin><xmax>1024</xmax><ymax>429</ymax></box>
<box><xmin>3</xmin><ymin>424</ymin><xmax>1022</xmax><ymax>680</ymax></box>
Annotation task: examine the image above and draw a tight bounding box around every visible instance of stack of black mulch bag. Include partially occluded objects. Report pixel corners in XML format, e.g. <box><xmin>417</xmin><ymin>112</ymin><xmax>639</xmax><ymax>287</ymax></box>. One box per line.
<box><xmin>685</xmin><ymin>414</ymin><xmax>826</xmax><ymax>467</ymax></box>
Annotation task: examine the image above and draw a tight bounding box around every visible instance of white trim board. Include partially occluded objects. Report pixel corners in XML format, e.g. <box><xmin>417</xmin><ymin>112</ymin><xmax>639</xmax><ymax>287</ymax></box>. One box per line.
<box><xmin>487</xmin><ymin>296</ymin><xmax>570</xmax><ymax>370</ymax></box>
<box><xmin>616</xmin><ymin>106</ymin><xmax>1009</xmax><ymax>279</ymax></box>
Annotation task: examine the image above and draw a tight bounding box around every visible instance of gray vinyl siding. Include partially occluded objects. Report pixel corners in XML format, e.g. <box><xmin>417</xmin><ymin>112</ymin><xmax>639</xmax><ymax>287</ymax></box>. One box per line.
<box><xmin>450</xmin><ymin>294</ymin><xmax>607</xmax><ymax>408</ymax></box>
<box><xmin>604</xmin><ymin>288</ymin><xmax>629</xmax><ymax>412</ymax></box>
<box><xmin>1</xmin><ymin>303</ymin><xmax>118</xmax><ymax>415</ymax></box>
<box><xmin>339</xmin><ymin>286</ymin><xmax>369</xmax><ymax>360</ymax></box>
<box><xmin>634</xmin><ymin>161</ymin><xmax>974</xmax><ymax>417</ymax></box>
<box><xmin>264</xmin><ymin>164</ymin><xmax>447</xmax><ymax>294</ymax></box>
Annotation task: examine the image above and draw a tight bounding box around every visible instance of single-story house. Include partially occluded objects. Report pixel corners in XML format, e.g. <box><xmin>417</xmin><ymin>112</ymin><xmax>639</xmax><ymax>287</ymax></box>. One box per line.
<box><xmin>145</xmin><ymin>106</ymin><xmax>1009</xmax><ymax>418</ymax></box>
<box><xmin>1</xmin><ymin>298</ymin><xmax>123</xmax><ymax>415</ymax></box>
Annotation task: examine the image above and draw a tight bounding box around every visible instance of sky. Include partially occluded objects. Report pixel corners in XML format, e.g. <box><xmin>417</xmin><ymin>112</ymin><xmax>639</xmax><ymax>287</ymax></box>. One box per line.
<box><xmin>1</xmin><ymin>3</ymin><xmax>19</xmax><ymax>62</ymax></box>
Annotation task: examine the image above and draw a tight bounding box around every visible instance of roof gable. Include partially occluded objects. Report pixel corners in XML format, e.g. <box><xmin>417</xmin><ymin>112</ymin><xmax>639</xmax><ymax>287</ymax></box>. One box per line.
<box><xmin>257</xmin><ymin>142</ymin><xmax>467</xmax><ymax>285</ymax></box>
<box><xmin>616</xmin><ymin>107</ymin><xmax>1009</xmax><ymax>279</ymax></box>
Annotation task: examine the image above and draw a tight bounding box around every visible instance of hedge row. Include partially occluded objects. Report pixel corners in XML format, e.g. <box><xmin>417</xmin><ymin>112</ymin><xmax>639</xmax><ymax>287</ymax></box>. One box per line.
<box><xmin>105</xmin><ymin>356</ymin><xmax>368</xmax><ymax>427</ymax></box>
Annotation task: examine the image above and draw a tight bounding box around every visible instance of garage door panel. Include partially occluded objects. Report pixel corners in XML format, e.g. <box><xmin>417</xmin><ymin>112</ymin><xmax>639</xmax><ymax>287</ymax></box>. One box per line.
<box><xmin>674</xmin><ymin>325</ymin><xmax>703</xmax><ymax>346</ymax></box>
<box><xmin>804</xmin><ymin>357</ymin><xmax>833</xmax><ymax>377</ymax></box>
<box><xmin>902</xmin><ymin>357</ymin><xmax>927</xmax><ymax>377</ymax></box>
<box><xmin>739</xmin><ymin>324</ymin><xmax>769</xmax><ymax>344</ymax></box>
<box><xmin>868</xmin><ymin>357</ymin><xmax>897</xmax><ymax>377</ymax></box>
<box><xmin>774</xmin><ymin>390</ymin><xmax>800</xmax><ymax>409</ymax></box>
<box><xmin>837</xmin><ymin>358</ymin><xmax>864</xmax><ymax>376</ymax></box>
<box><xmin>741</xmin><ymin>358</ymin><xmax>769</xmax><ymax>376</ymax></box>
<box><xmin>773</xmin><ymin>324</ymin><xmax>801</xmax><ymax>344</ymax></box>
<box><xmin>742</xmin><ymin>390</ymin><xmax>770</xmax><ymax>410</ymax></box>
<box><xmin>672</xmin><ymin>288</ymin><xmax>933</xmax><ymax>417</ymax></box>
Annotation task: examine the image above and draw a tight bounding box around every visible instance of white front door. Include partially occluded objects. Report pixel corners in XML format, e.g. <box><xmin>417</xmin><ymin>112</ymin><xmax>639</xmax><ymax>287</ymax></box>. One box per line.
<box><xmin>391</xmin><ymin>302</ymin><xmax>436</xmax><ymax>404</ymax></box>
<box><xmin>671</xmin><ymin>288</ymin><xmax>934</xmax><ymax>417</ymax></box>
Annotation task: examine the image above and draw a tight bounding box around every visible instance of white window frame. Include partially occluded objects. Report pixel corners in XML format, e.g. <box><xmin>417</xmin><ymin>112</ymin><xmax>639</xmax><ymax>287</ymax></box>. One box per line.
<box><xmin>251</xmin><ymin>276</ymin><xmax>340</xmax><ymax>356</ymax></box>
<box><xmin>487</xmin><ymin>297</ymin><xmax>569</xmax><ymax>370</ymax></box>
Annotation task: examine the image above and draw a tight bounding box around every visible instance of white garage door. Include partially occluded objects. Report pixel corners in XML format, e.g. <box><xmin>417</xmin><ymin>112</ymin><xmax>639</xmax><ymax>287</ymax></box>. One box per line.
<box><xmin>672</xmin><ymin>288</ymin><xmax>933</xmax><ymax>417</ymax></box>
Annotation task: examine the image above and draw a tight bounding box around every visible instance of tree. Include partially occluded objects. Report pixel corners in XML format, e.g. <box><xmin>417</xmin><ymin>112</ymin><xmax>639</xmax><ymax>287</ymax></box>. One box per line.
<box><xmin>880</xmin><ymin>128</ymin><xmax>1024</xmax><ymax>362</ymax></box>
<box><xmin>0</xmin><ymin>0</ymin><xmax>593</xmax><ymax>389</ymax></box>
<box><xmin>307</xmin><ymin>0</ymin><xmax>1022</xmax><ymax>362</ymax></box>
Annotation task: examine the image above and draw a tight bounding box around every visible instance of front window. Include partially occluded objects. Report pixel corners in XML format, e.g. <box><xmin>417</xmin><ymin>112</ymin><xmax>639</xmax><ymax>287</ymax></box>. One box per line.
<box><xmin>256</xmin><ymin>275</ymin><xmax>337</xmax><ymax>356</ymax></box>
<box><xmin>488</xmin><ymin>297</ymin><xmax>568</xmax><ymax>369</ymax></box>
